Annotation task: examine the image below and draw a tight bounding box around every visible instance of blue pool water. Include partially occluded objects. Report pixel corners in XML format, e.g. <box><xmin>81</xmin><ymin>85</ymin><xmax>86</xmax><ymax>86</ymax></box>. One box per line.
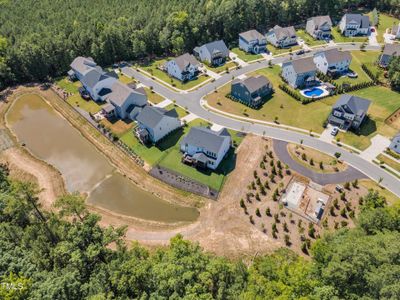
<box><xmin>303</xmin><ymin>87</ymin><xmax>324</xmax><ymax>97</ymax></box>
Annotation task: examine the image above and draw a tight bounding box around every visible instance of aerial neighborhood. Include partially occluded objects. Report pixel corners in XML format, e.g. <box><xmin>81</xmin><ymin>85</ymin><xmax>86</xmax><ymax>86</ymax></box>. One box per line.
<box><xmin>339</xmin><ymin>13</ymin><xmax>370</xmax><ymax>36</ymax></box>
<box><xmin>306</xmin><ymin>15</ymin><xmax>333</xmax><ymax>40</ymax></box>
<box><xmin>266</xmin><ymin>25</ymin><xmax>298</xmax><ymax>48</ymax></box>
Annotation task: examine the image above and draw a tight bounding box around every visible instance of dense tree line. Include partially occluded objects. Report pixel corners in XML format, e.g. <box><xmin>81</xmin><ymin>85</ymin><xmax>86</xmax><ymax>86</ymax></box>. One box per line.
<box><xmin>388</xmin><ymin>56</ymin><xmax>400</xmax><ymax>91</ymax></box>
<box><xmin>1</xmin><ymin>163</ymin><xmax>400</xmax><ymax>299</ymax></box>
<box><xmin>0</xmin><ymin>0</ymin><xmax>399</xmax><ymax>90</ymax></box>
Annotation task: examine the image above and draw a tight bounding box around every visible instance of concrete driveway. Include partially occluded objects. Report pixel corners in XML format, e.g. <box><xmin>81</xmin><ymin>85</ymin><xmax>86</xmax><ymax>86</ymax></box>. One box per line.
<box><xmin>369</xmin><ymin>27</ymin><xmax>379</xmax><ymax>46</ymax></box>
<box><xmin>319</xmin><ymin>125</ymin><xmax>335</xmax><ymax>143</ymax></box>
<box><xmin>360</xmin><ymin>134</ymin><xmax>391</xmax><ymax>161</ymax></box>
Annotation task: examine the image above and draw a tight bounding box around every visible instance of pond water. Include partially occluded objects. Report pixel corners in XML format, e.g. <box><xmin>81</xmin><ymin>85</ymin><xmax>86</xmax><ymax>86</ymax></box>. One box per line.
<box><xmin>7</xmin><ymin>94</ymin><xmax>199</xmax><ymax>223</ymax></box>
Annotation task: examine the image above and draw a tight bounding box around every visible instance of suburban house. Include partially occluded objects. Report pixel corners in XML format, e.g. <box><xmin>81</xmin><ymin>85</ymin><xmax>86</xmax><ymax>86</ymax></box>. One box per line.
<box><xmin>389</xmin><ymin>132</ymin><xmax>400</xmax><ymax>154</ymax></box>
<box><xmin>313</xmin><ymin>48</ymin><xmax>352</xmax><ymax>76</ymax></box>
<box><xmin>231</xmin><ymin>75</ymin><xmax>272</xmax><ymax>107</ymax></box>
<box><xmin>379</xmin><ymin>43</ymin><xmax>400</xmax><ymax>67</ymax></box>
<box><xmin>135</xmin><ymin>106</ymin><xmax>181</xmax><ymax>144</ymax></box>
<box><xmin>103</xmin><ymin>81</ymin><xmax>147</xmax><ymax>120</ymax></box>
<box><xmin>328</xmin><ymin>94</ymin><xmax>371</xmax><ymax>131</ymax></box>
<box><xmin>180</xmin><ymin>127</ymin><xmax>231</xmax><ymax>170</ymax></box>
<box><xmin>165</xmin><ymin>53</ymin><xmax>200</xmax><ymax>81</ymax></box>
<box><xmin>306</xmin><ymin>16</ymin><xmax>333</xmax><ymax>40</ymax></box>
<box><xmin>239</xmin><ymin>30</ymin><xmax>267</xmax><ymax>54</ymax></box>
<box><xmin>69</xmin><ymin>56</ymin><xmax>118</xmax><ymax>101</ymax></box>
<box><xmin>266</xmin><ymin>25</ymin><xmax>297</xmax><ymax>48</ymax></box>
<box><xmin>281</xmin><ymin>57</ymin><xmax>318</xmax><ymax>89</ymax></box>
<box><xmin>339</xmin><ymin>14</ymin><xmax>370</xmax><ymax>37</ymax></box>
<box><xmin>391</xmin><ymin>23</ymin><xmax>400</xmax><ymax>39</ymax></box>
<box><xmin>193</xmin><ymin>40</ymin><xmax>230</xmax><ymax>66</ymax></box>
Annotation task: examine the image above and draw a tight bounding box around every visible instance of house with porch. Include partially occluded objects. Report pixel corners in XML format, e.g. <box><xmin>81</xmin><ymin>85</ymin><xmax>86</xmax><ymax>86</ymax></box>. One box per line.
<box><xmin>165</xmin><ymin>53</ymin><xmax>200</xmax><ymax>81</ymax></box>
<box><xmin>281</xmin><ymin>57</ymin><xmax>317</xmax><ymax>89</ymax></box>
<box><xmin>239</xmin><ymin>30</ymin><xmax>267</xmax><ymax>54</ymax></box>
<box><xmin>231</xmin><ymin>75</ymin><xmax>272</xmax><ymax>107</ymax></box>
<box><xmin>313</xmin><ymin>48</ymin><xmax>352</xmax><ymax>76</ymax></box>
<box><xmin>193</xmin><ymin>40</ymin><xmax>230</xmax><ymax>66</ymax></box>
<box><xmin>379</xmin><ymin>44</ymin><xmax>400</xmax><ymax>68</ymax></box>
<box><xmin>180</xmin><ymin>127</ymin><xmax>231</xmax><ymax>170</ymax></box>
<box><xmin>339</xmin><ymin>14</ymin><xmax>370</xmax><ymax>37</ymax></box>
<box><xmin>135</xmin><ymin>106</ymin><xmax>181</xmax><ymax>144</ymax></box>
<box><xmin>328</xmin><ymin>94</ymin><xmax>371</xmax><ymax>131</ymax></box>
<box><xmin>306</xmin><ymin>16</ymin><xmax>333</xmax><ymax>40</ymax></box>
<box><xmin>266</xmin><ymin>25</ymin><xmax>297</xmax><ymax>48</ymax></box>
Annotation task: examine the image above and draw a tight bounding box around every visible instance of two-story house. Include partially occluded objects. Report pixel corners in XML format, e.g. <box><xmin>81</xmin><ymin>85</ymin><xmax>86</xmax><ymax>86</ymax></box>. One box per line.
<box><xmin>136</xmin><ymin>106</ymin><xmax>181</xmax><ymax>144</ymax></box>
<box><xmin>281</xmin><ymin>57</ymin><xmax>317</xmax><ymax>89</ymax></box>
<box><xmin>266</xmin><ymin>25</ymin><xmax>297</xmax><ymax>48</ymax></box>
<box><xmin>231</xmin><ymin>75</ymin><xmax>272</xmax><ymax>107</ymax></box>
<box><xmin>339</xmin><ymin>14</ymin><xmax>370</xmax><ymax>37</ymax></box>
<box><xmin>379</xmin><ymin>43</ymin><xmax>400</xmax><ymax>68</ymax></box>
<box><xmin>165</xmin><ymin>53</ymin><xmax>200</xmax><ymax>82</ymax></box>
<box><xmin>306</xmin><ymin>16</ymin><xmax>333</xmax><ymax>40</ymax></box>
<box><xmin>193</xmin><ymin>40</ymin><xmax>230</xmax><ymax>66</ymax></box>
<box><xmin>313</xmin><ymin>48</ymin><xmax>352</xmax><ymax>76</ymax></box>
<box><xmin>389</xmin><ymin>132</ymin><xmax>400</xmax><ymax>154</ymax></box>
<box><xmin>180</xmin><ymin>127</ymin><xmax>231</xmax><ymax>170</ymax></box>
<box><xmin>239</xmin><ymin>30</ymin><xmax>267</xmax><ymax>54</ymax></box>
<box><xmin>328</xmin><ymin>94</ymin><xmax>371</xmax><ymax>131</ymax></box>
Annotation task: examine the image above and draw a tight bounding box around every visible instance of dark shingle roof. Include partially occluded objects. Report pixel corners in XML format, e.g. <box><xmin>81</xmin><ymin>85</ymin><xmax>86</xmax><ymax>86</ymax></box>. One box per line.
<box><xmin>81</xmin><ymin>69</ymin><xmax>111</xmax><ymax>88</ymax></box>
<box><xmin>333</xmin><ymin>94</ymin><xmax>371</xmax><ymax>116</ymax></box>
<box><xmin>239</xmin><ymin>30</ymin><xmax>265</xmax><ymax>42</ymax></box>
<box><xmin>136</xmin><ymin>106</ymin><xmax>178</xmax><ymax>130</ymax></box>
<box><xmin>233</xmin><ymin>75</ymin><xmax>271</xmax><ymax>93</ymax></box>
<box><xmin>181</xmin><ymin>127</ymin><xmax>231</xmax><ymax>154</ymax></box>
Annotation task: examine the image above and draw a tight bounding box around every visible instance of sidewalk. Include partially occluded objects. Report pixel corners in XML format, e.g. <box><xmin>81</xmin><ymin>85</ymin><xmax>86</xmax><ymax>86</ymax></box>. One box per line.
<box><xmin>229</xmin><ymin>52</ymin><xmax>248</xmax><ymax>67</ymax></box>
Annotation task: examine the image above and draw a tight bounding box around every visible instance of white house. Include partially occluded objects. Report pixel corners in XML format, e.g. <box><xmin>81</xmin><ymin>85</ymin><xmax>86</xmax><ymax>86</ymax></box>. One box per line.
<box><xmin>281</xmin><ymin>57</ymin><xmax>317</xmax><ymax>89</ymax></box>
<box><xmin>69</xmin><ymin>56</ymin><xmax>97</xmax><ymax>81</ymax></box>
<box><xmin>180</xmin><ymin>127</ymin><xmax>231</xmax><ymax>170</ymax></box>
<box><xmin>193</xmin><ymin>40</ymin><xmax>230</xmax><ymax>66</ymax></box>
<box><xmin>136</xmin><ymin>106</ymin><xmax>181</xmax><ymax>144</ymax></box>
<box><xmin>389</xmin><ymin>132</ymin><xmax>400</xmax><ymax>154</ymax></box>
<box><xmin>313</xmin><ymin>48</ymin><xmax>352</xmax><ymax>75</ymax></box>
<box><xmin>165</xmin><ymin>53</ymin><xmax>200</xmax><ymax>82</ymax></box>
<box><xmin>306</xmin><ymin>16</ymin><xmax>333</xmax><ymax>40</ymax></box>
<box><xmin>239</xmin><ymin>30</ymin><xmax>267</xmax><ymax>54</ymax></box>
<box><xmin>266</xmin><ymin>25</ymin><xmax>297</xmax><ymax>48</ymax></box>
<box><xmin>339</xmin><ymin>14</ymin><xmax>370</xmax><ymax>37</ymax></box>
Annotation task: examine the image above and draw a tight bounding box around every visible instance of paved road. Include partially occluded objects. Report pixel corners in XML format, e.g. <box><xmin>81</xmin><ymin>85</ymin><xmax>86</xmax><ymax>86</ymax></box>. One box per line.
<box><xmin>121</xmin><ymin>43</ymin><xmax>400</xmax><ymax>197</ymax></box>
<box><xmin>273</xmin><ymin>140</ymin><xmax>367</xmax><ymax>185</ymax></box>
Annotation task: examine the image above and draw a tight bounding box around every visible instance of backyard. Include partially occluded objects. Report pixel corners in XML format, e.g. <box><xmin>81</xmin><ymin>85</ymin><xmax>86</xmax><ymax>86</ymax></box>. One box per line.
<box><xmin>231</xmin><ymin>47</ymin><xmax>263</xmax><ymax>62</ymax></box>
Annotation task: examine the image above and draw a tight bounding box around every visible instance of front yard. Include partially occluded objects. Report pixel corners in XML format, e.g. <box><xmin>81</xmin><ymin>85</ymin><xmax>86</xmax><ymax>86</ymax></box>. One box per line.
<box><xmin>206</xmin><ymin>60</ymin><xmax>237</xmax><ymax>73</ymax></box>
<box><xmin>296</xmin><ymin>30</ymin><xmax>326</xmax><ymax>47</ymax></box>
<box><xmin>144</xmin><ymin>87</ymin><xmax>165</xmax><ymax>104</ymax></box>
<box><xmin>331</xmin><ymin>28</ymin><xmax>368</xmax><ymax>43</ymax></box>
<box><xmin>371</xmin><ymin>12</ymin><xmax>400</xmax><ymax>43</ymax></box>
<box><xmin>266</xmin><ymin>44</ymin><xmax>302</xmax><ymax>55</ymax></box>
<box><xmin>164</xmin><ymin>103</ymin><xmax>188</xmax><ymax>118</ymax></box>
<box><xmin>231</xmin><ymin>47</ymin><xmax>263</xmax><ymax>62</ymax></box>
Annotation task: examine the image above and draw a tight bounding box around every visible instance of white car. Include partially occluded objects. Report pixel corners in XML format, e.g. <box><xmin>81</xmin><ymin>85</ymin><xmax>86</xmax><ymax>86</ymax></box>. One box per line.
<box><xmin>331</xmin><ymin>127</ymin><xmax>339</xmax><ymax>136</ymax></box>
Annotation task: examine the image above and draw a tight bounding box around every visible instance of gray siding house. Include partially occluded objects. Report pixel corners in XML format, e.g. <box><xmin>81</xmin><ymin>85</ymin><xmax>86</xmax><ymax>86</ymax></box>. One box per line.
<box><xmin>281</xmin><ymin>57</ymin><xmax>317</xmax><ymax>89</ymax></box>
<box><xmin>328</xmin><ymin>94</ymin><xmax>371</xmax><ymax>131</ymax></box>
<box><xmin>339</xmin><ymin>14</ymin><xmax>370</xmax><ymax>37</ymax></box>
<box><xmin>266</xmin><ymin>25</ymin><xmax>297</xmax><ymax>48</ymax></box>
<box><xmin>231</xmin><ymin>75</ymin><xmax>272</xmax><ymax>107</ymax></box>
<box><xmin>306</xmin><ymin>16</ymin><xmax>333</xmax><ymax>40</ymax></box>
<box><xmin>165</xmin><ymin>53</ymin><xmax>200</xmax><ymax>81</ymax></box>
<box><xmin>379</xmin><ymin>44</ymin><xmax>400</xmax><ymax>68</ymax></box>
<box><xmin>389</xmin><ymin>132</ymin><xmax>400</xmax><ymax>154</ymax></box>
<box><xmin>239</xmin><ymin>30</ymin><xmax>267</xmax><ymax>54</ymax></box>
<box><xmin>313</xmin><ymin>48</ymin><xmax>352</xmax><ymax>76</ymax></box>
<box><xmin>193</xmin><ymin>40</ymin><xmax>229</xmax><ymax>66</ymax></box>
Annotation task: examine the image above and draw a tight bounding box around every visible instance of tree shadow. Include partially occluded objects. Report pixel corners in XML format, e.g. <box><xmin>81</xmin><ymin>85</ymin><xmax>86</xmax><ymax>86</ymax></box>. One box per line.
<box><xmin>156</xmin><ymin>127</ymin><xmax>185</xmax><ymax>151</ymax></box>
<box><xmin>357</xmin><ymin>117</ymin><xmax>377</xmax><ymax>137</ymax></box>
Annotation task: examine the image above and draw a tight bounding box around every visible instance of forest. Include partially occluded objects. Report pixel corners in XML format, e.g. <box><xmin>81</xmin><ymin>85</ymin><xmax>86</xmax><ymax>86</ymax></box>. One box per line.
<box><xmin>1</xmin><ymin>163</ymin><xmax>400</xmax><ymax>299</ymax></box>
<box><xmin>0</xmin><ymin>0</ymin><xmax>400</xmax><ymax>90</ymax></box>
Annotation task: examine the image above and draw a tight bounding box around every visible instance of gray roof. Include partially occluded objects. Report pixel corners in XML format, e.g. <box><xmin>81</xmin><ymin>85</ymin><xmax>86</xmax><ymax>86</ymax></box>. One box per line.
<box><xmin>392</xmin><ymin>24</ymin><xmax>399</xmax><ymax>34</ymax></box>
<box><xmin>102</xmin><ymin>103</ymin><xmax>115</xmax><ymax>113</ymax></box>
<box><xmin>383</xmin><ymin>43</ymin><xmax>400</xmax><ymax>56</ymax></box>
<box><xmin>70</xmin><ymin>56</ymin><xmax>96</xmax><ymax>75</ymax></box>
<box><xmin>343</xmin><ymin>14</ymin><xmax>370</xmax><ymax>28</ymax></box>
<box><xmin>136</xmin><ymin>106</ymin><xmax>179</xmax><ymax>130</ymax></box>
<box><xmin>173</xmin><ymin>53</ymin><xmax>199</xmax><ymax>70</ymax></box>
<box><xmin>286</xmin><ymin>56</ymin><xmax>317</xmax><ymax>74</ymax></box>
<box><xmin>271</xmin><ymin>25</ymin><xmax>297</xmax><ymax>40</ymax></box>
<box><xmin>106</xmin><ymin>81</ymin><xmax>145</xmax><ymax>107</ymax></box>
<box><xmin>181</xmin><ymin>126</ymin><xmax>231</xmax><ymax>154</ymax></box>
<box><xmin>198</xmin><ymin>40</ymin><xmax>229</xmax><ymax>56</ymax></box>
<box><xmin>239</xmin><ymin>30</ymin><xmax>265</xmax><ymax>42</ymax></box>
<box><xmin>333</xmin><ymin>94</ymin><xmax>371</xmax><ymax>116</ymax></box>
<box><xmin>81</xmin><ymin>68</ymin><xmax>111</xmax><ymax>89</ymax></box>
<box><xmin>308</xmin><ymin>15</ymin><xmax>332</xmax><ymax>28</ymax></box>
<box><xmin>317</xmin><ymin>48</ymin><xmax>352</xmax><ymax>64</ymax></box>
<box><xmin>232</xmin><ymin>75</ymin><xmax>271</xmax><ymax>93</ymax></box>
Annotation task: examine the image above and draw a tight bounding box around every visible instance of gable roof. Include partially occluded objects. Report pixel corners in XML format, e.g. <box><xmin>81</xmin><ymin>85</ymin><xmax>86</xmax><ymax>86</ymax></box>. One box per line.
<box><xmin>317</xmin><ymin>48</ymin><xmax>352</xmax><ymax>64</ymax></box>
<box><xmin>173</xmin><ymin>53</ymin><xmax>199</xmax><ymax>70</ymax></box>
<box><xmin>239</xmin><ymin>30</ymin><xmax>265</xmax><ymax>42</ymax></box>
<box><xmin>271</xmin><ymin>25</ymin><xmax>296</xmax><ymax>40</ymax></box>
<box><xmin>333</xmin><ymin>94</ymin><xmax>371</xmax><ymax>116</ymax></box>
<box><xmin>70</xmin><ymin>56</ymin><xmax>97</xmax><ymax>75</ymax></box>
<box><xmin>181</xmin><ymin>126</ymin><xmax>231</xmax><ymax>154</ymax></box>
<box><xmin>233</xmin><ymin>75</ymin><xmax>271</xmax><ymax>93</ymax></box>
<box><xmin>136</xmin><ymin>106</ymin><xmax>179</xmax><ymax>130</ymax></box>
<box><xmin>105</xmin><ymin>81</ymin><xmax>146</xmax><ymax>107</ymax></box>
<box><xmin>343</xmin><ymin>14</ymin><xmax>370</xmax><ymax>28</ymax></box>
<box><xmin>81</xmin><ymin>68</ymin><xmax>112</xmax><ymax>89</ymax></box>
<box><xmin>198</xmin><ymin>40</ymin><xmax>229</xmax><ymax>56</ymax></box>
<box><xmin>308</xmin><ymin>15</ymin><xmax>332</xmax><ymax>28</ymax></box>
<box><xmin>383</xmin><ymin>43</ymin><xmax>400</xmax><ymax>56</ymax></box>
<box><xmin>285</xmin><ymin>56</ymin><xmax>317</xmax><ymax>74</ymax></box>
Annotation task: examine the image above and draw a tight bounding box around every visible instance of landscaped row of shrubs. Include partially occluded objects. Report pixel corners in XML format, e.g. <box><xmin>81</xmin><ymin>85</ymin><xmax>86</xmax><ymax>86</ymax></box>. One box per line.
<box><xmin>226</xmin><ymin>93</ymin><xmax>265</xmax><ymax>109</ymax></box>
<box><xmin>317</xmin><ymin>70</ymin><xmax>376</xmax><ymax>93</ymax></box>
<box><xmin>362</xmin><ymin>63</ymin><xmax>381</xmax><ymax>84</ymax></box>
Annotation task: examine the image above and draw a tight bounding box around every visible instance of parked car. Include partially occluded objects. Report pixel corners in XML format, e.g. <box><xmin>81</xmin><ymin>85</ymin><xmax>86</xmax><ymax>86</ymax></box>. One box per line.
<box><xmin>347</xmin><ymin>72</ymin><xmax>358</xmax><ymax>78</ymax></box>
<box><xmin>78</xmin><ymin>86</ymin><xmax>91</xmax><ymax>100</ymax></box>
<box><xmin>331</xmin><ymin>127</ymin><xmax>339</xmax><ymax>136</ymax></box>
<box><xmin>296</xmin><ymin>49</ymin><xmax>305</xmax><ymax>56</ymax></box>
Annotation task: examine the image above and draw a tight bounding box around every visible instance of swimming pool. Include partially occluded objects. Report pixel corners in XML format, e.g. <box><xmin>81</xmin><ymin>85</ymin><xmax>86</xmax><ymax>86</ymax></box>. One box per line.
<box><xmin>300</xmin><ymin>86</ymin><xmax>329</xmax><ymax>99</ymax></box>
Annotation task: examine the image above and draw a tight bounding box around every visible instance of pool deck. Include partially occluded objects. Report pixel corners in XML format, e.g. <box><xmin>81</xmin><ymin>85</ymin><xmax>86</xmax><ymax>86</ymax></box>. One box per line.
<box><xmin>300</xmin><ymin>86</ymin><xmax>330</xmax><ymax>99</ymax></box>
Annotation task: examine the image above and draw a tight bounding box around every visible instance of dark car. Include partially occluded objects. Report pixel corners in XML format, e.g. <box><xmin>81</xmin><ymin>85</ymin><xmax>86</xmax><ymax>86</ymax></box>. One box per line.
<box><xmin>119</xmin><ymin>61</ymin><xmax>128</xmax><ymax>67</ymax></box>
<box><xmin>296</xmin><ymin>50</ymin><xmax>305</xmax><ymax>56</ymax></box>
<box><xmin>78</xmin><ymin>87</ymin><xmax>91</xmax><ymax>100</ymax></box>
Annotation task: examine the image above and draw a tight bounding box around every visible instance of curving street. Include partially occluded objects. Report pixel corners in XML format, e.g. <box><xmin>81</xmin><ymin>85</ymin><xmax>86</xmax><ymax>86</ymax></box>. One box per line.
<box><xmin>121</xmin><ymin>43</ymin><xmax>400</xmax><ymax>198</ymax></box>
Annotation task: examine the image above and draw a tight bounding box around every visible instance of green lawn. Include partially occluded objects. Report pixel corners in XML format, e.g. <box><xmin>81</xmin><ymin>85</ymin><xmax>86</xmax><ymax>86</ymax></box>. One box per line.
<box><xmin>377</xmin><ymin>154</ymin><xmax>400</xmax><ymax>172</ymax></box>
<box><xmin>66</xmin><ymin>94</ymin><xmax>102</xmax><ymax>114</ymax></box>
<box><xmin>266</xmin><ymin>44</ymin><xmax>302</xmax><ymax>55</ymax></box>
<box><xmin>55</xmin><ymin>77</ymin><xmax>81</xmax><ymax>94</ymax></box>
<box><xmin>331</xmin><ymin>27</ymin><xmax>368</xmax><ymax>43</ymax></box>
<box><xmin>371</xmin><ymin>12</ymin><xmax>400</xmax><ymax>43</ymax></box>
<box><xmin>231</xmin><ymin>47</ymin><xmax>263</xmax><ymax>62</ymax></box>
<box><xmin>165</xmin><ymin>103</ymin><xmax>188</xmax><ymax>118</ymax></box>
<box><xmin>296</xmin><ymin>30</ymin><xmax>326</xmax><ymax>47</ymax></box>
<box><xmin>119</xmin><ymin>73</ymin><xmax>135</xmax><ymax>84</ymax></box>
<box><xmin>206</xmin><ymin>61</ymin><xmax>237</xmax><ymax>73</ymax></box>
<box><xmin>144</xmin><ymin>87</ymin><xmax>165</xmax><ymax>105</ymax></box>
